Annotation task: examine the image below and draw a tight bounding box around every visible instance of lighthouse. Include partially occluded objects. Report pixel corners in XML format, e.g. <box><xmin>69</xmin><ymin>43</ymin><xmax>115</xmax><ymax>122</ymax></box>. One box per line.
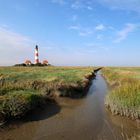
<box><xmin>35</xmin><ymin>45</ymin><xmax>39</xmax><ymax>64</ymax></box>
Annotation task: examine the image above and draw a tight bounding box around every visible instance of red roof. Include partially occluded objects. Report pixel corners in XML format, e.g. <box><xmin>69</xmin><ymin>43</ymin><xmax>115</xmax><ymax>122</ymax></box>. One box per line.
<box><xmin>43</xmin><ymin>60</ymin><xmax>49</xmax><ymax>64</ymax></box>
<box><xmin>25</xmin><ymin>60</ymin><xmax>32</xmax><ymax>64</ymax></box>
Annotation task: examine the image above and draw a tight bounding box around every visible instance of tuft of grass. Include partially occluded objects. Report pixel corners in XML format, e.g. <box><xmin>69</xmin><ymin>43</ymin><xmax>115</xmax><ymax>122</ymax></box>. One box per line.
<box><xmin>0</xmin><ymin>91</ymin><xmax>43</xmax><ymax>119</ymax></box>
<box><xmin>103</xmin><ymin>67</ymin><xmax>140</xmax><ymax>120</ymax></box>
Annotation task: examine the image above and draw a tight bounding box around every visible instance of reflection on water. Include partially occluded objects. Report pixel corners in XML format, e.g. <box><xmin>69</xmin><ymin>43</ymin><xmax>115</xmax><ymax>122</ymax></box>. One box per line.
<box><xmin>0</xmin><ymin>74</ymin><xmax>139</xmax><ymax>140</ymax></box>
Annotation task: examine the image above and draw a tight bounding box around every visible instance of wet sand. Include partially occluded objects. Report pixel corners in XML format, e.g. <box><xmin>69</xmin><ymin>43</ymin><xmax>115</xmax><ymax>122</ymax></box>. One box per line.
<box><xmin>0</xmin><ymin>74</ymin><xmax>139</xmax><ymax>140</ymax></box>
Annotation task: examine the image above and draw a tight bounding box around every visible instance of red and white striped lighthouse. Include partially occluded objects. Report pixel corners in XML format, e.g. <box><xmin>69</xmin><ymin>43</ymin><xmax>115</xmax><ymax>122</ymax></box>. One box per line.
<box><xmin>35</xmin><ymin>45</ymin><xmax>39</xmax><ymax>64</ymax></box>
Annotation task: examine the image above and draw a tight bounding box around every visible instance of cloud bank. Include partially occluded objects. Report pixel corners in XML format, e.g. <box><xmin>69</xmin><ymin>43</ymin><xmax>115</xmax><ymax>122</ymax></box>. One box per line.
<box><xmin>51</xmin><ymin>0</ymin><xmax>140</xmax><ymax>13</ymax></box>
<box><xmin>114</xmin><ymin>23</ymin><xmax>136</xmax><ymax>43</ymax></box>
<box><xmin>0</xmin><ymin>26</ymin><xmax>34</xmax><ymax>65</ymax></box>
<box><xmin>99</xmin><ymin>0</ymin><xmax>140</xmax><ymax>13</ymax></box>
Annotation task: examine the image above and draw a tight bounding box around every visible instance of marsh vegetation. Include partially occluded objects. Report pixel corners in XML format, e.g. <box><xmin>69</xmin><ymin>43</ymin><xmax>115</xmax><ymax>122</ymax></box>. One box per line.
<box><xmin>0</xmin><ymin>66</ymin><xmax>94</xmax><ymax>123</ymax></box>
<box><xmin>103</xmin><ymin>67</ymin><xmax>140</xmax><ymax>120</ymax></box>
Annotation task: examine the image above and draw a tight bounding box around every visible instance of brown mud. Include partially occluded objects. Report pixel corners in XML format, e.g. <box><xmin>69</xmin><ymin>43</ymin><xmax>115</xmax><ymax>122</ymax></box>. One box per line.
<box><xmin>0</xmin><ymin>73</ymin><xmax>139</xmax><ymax>140</ymax></box>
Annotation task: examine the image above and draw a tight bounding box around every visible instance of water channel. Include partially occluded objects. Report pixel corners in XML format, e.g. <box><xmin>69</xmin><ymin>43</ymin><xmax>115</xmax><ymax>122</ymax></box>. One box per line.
<box><xmin>0</xmin><ymin>73</ymin><xmax>139</xmax><ymax>140</ymax></box>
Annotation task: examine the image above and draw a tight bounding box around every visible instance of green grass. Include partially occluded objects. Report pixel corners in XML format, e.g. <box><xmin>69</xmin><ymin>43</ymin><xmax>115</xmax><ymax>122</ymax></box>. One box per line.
<box><xmin>0</xmin><ymin>66</ymin><xmax>94</xmax><ymax>122</ymax></box>
<box><xmin>103</xmin><ymin>67</ymin><xmax>140</xmax><ymax>120</ymax></box>
<box><xmin>0</xmin><ymin>91</ymin><xmax>43</xmax><ymax>119</ymax></box>
<box><xmin>0</xmin><ymin>66</ymin><xmax>93</xmax><ymax>82</ymax></box>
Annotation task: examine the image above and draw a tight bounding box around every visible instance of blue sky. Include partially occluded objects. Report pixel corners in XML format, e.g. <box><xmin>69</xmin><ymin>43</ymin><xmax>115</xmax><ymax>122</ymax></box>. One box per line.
<box><xmin>0</xmin><ymin>0</ymin><xmax>140</xmax><ymax>66</ymax></box>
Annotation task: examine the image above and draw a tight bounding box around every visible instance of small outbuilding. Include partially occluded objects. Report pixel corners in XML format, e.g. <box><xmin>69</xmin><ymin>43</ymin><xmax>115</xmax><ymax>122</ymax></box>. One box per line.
<box><xmin>43</xmin><ymin>59</ymin><xmax>49</xmax><ymax>65</ymax></box>
<box><xmin>24</xmin><ymin>60</ymin><xmax>32</xmax><ymax>65</ymax></box>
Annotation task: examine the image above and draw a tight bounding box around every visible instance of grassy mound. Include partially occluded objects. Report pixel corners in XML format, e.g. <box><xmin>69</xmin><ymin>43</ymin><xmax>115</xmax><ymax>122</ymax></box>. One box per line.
<box><xmin>0</xmin><ymin>91</ymin><xmax>43</xmax><ymax>118</ymax></box>
<box><xmin>0</xmin><ymin>66</ymin><xmax>94</xmax><ymax>123</ymax></box>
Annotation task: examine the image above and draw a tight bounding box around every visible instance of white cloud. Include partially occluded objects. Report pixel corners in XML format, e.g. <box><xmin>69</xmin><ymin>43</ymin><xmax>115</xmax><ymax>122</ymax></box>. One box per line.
<box><xmin>0</xmin><ymin>27</ymin><xmax>32</xmax><ymax>47</ymax></box>
<box><xmin>51</xmin><ymin>0</ymin><xmax>140</xmax><ymax>13</ymax></box>
<box><xmin>96</xmin><ymin>34</ymin><xmax>103</xmax><ymax>40</ymax></box>
<box><xmin>71</xmin><ymin>1</ymin><xmax>82</xmax><ymax>9</ymax></box>
<box><xmin>87</xmin><ymin>6</ymin><xmax>93</xmax><ymax>10</ymax></box>
<box><xmin>98</xmin><ymin>0</ymin><xmax>140</xmax><ymax>13</ymax></box>
<box><xmin>114</xmin><ymin>23</ymin><xmax>136</xmax><ymax>43</ymax></box>
<box><xmin>69</xmin><ymin>25</ymin><xmax>80</xmax><ymax>30</ymax></box>
<box><xmin>85</xmin><ymin>43</ymin><xmax>109</xmax><ymax>50</ymax></box>
<box><xmin>71</xmin><ymin>0</ymin><xmax>94</xmax><ymax>10</ymax></box>
<box><xmin>95</xmin><ymin>24</ymin><xmax>105</xmax><ymax>30</ymax></box>
<box><xmin>51</xmin><ymin>0</ymin><xmax>66</xmax><ymax>5</ymax></box>
<box><xmin>72</xmin><ymin>15</ymin><xmax>78</xmax><ymax>21</ymax></box>
<box><xmin>69</xmin><ymin>25</ymin><xmax>94</xmax><ymax>36</ymax></box>
<box><xmin>79</xmin><ymin>30</ymin><xmax>93</xmax><ymax>36</ymax></box>
<box><xmin>0</xmin><ymin>26</ymin><xmax>35</xmax><ymax>65</ymax></box>
<box><xmin>69</xmin><ymin>23</ymin><xmax>106</xmax><ymax>37</ymax></box>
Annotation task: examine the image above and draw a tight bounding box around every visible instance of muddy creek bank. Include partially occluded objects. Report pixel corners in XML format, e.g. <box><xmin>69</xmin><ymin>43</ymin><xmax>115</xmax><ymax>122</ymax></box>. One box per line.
<box><xmin>0</xmin><ymin>74</ymin><xmax>139</xmax><ymax>140</ymax></box>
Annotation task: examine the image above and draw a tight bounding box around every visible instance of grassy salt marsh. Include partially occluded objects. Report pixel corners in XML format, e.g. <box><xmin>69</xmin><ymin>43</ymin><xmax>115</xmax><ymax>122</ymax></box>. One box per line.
<box><xmin>0</xmin><ymin>66</ymin><xmax>94</xmax><ymax>123</ymax></box>
<box><xmin>102</xmin><ymin>67</ymin><xmax>140</xmax><ymax>120</ymax></box>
